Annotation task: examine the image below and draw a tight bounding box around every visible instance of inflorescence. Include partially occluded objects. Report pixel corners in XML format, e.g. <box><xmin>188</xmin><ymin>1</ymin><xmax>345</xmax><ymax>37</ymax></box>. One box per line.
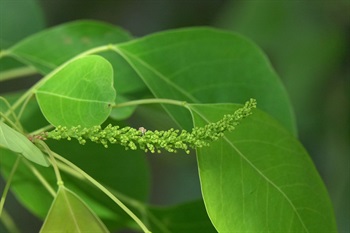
<box><xmin>41</xmin><ymin>99</ymin><xmax>256</xmax><ymax>154</ymax></box>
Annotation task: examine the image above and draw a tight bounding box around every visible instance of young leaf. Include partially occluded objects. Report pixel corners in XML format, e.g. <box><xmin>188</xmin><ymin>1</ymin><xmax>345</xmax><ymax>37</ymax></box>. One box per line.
<box><xmin>40</xmin><ymin>186</ymin><xmax>109</xmax><ymax>233</ymax></box>
<box><xmin>35</xmin><ymin>55</ymin><xmax>116</xmax><ymax>127</ymax></box>
<box><xmin>0</xmin><ymin>121</ymin><xmax>49</xmax><ymax>167</ymax></box>
<box><xmin>115</xmin><ymin>28</ymin><xmax>296</xmax><ymax>133</ymax></box>
<box><xmin>189</xmin><ymin>104</ymin><xmax>337</xmax><ymax>232</ymax></box>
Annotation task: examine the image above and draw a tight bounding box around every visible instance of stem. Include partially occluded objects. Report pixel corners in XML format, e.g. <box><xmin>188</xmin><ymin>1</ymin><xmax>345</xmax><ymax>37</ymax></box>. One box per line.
<box><xmin>0</xmin><ymin>66</ymin><xmax>38</xmax><ymax>82</ymax></box>
<box><xmin>0</xmin><ymin>97</ymin><xmax>22</xmax><ymax>131</ymax></box>
<box><xmin>0</xmin><ymin>209</ymin><xmax>21</xmax><ymax>233</ymax></box>
<box><xmin>53</xmin><ymin>152</ymin><xmax>152</xmax><ymax>233</ymax></box>
<box><xmin>114</xmin><ymin>98</ymin><xmax>189</xmax><ymax>109</ymax></box>
<box><xmin>55</xmin><ymin>160</ymin><xmax>85</xmax><ymax>180</ymax></box>
<box><xmin>0</xmin><ymin>113</ymin><xmax>22</xmax><ymax>132</ymax></box>
<box><xmin>36</xmin><ymin>141</ymin><xmax>63</xmax><ymax>186</ymax></box>
<box><xmin>22</xmin><ymin>159</ymin><xmax>56</xmax><ymax>197</ymax></box>
<box><xmin>146</xmin><ymin>210</ymin><xmax>171</xmax><ymax>233</ymax></box>
<box><xmin>54</xmin><ymin>159</ymin><xmax>144</xmax><ymax>211</ymax></box>
<box><xmin>29</xmin><ymin>124</ymin><xmax>54</xmax><ymax>136</ymax></box>
<box><xmin>0</xmin><ymin>157</ymin><xmax>20</xmax><ymax>216</ymax></box>
<box><xmin>0</xmin><ymin>49</ymin><xmax>9</xmax><ymax>58</ymax></box>
<box><xmin>17</xmin><ymin>93</ymin><xmax>33</xmax><ymax>121</ymax></box>
<box><xmin>55</xmin><ymin>160</ymin><xmax>158</xmax><ymax>232</ymax></box>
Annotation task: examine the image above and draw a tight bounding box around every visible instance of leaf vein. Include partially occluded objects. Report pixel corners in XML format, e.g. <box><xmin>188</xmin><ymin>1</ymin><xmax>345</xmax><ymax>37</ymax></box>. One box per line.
<box><xmin>36</xmin><ymin>90</ymin><xmax>110</xmax><ymax>104</ymax></box>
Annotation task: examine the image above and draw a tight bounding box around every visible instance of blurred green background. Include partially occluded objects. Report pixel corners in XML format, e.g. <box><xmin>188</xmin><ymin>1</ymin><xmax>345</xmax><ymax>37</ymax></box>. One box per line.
<box><xmin>1</xmin><ymin>0</ymin><xmax>349</xmax><ymax>232</ymax></box>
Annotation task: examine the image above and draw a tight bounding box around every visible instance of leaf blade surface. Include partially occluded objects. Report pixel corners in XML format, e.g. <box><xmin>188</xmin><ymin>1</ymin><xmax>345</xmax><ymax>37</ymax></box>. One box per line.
<box><xmin>7</xmin><ymin>20</ymin><xmax>145</xmax><ymax>94</ymax></box>
<box><xmin>40</xmin><ymin>186</ymin><xmax>109</xmax><ymax>233</ymax></box>
<box><xmin>0</xmin><ymin>121</ymin><xmax>49</xmax><ymax>166</ymax></box>
<box><xmin>35</xmin><ymin>55</ymin><xmax>115</xmax><ymax>127</ymax></box>
<box><xmin>189</xmin><ymin>103</ymin><xmax>337</xmax><ymax>232</ymax></box>
<box><xmin>116</xmin><ymin>28</ymin><xmax>296</xmax><ymax>133</ymax></box>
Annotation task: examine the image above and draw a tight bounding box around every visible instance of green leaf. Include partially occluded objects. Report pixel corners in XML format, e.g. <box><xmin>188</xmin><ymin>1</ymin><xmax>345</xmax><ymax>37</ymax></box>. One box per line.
<box><xmin>8</xmin><ymin>20</ymin><xmax>129</xmax><ymax>74</ymax></box>
<box><xmin>98</xmin><ymin>50</ymin><xmax>147</xmax><ymax>94</ymax></box>
<box><xmin>115</xmin><ymin>28</ymin><xmax>296</xmax><ymax>133</ymax></box>
<box><xmin>0</xmin><ymin>0</ymin><xmax>45</xmax><ymax>75</ymax></box>
<box><xmin>215</xmin><ymin>1</ymin><xmax>346</xmax><ymax>135</ymax></box>
<box><xmin>36</xmin><ymin>55</ymin><xmax>116</xmax><ymax>127</ymax></box>
<box><xmin>6</xmin><ymin>20</ymin><xmax>146</xmax><ymax>94</ymax></box>
<box><xmin>40</xmin><ymin>186</ymin><xmax>109</xmax><ymax>233</ymax></box>
<box><xmin>148</xmin><ymin>200</ymin><xmax>216</xmax><ymax>233</ymax></box>
<box><xmin>0</xmin><ymin>0</ymin><xmax>45</xmax><ymax>49</ymax></box>
<box><xmin>189</xmin><ymin>104</ymin><xmax>337</xmax><ymax>232</ymax></box>
<box><xmin>0</xmin><ymin>121</ymin><xmax>49</xmax><ymax>167</ymax></box>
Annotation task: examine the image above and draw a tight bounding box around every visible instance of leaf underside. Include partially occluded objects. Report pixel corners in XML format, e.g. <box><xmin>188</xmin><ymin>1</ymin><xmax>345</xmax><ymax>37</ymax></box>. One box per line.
<box><xmin>0</xmin><ymin>121</ymin><xmax>49</xmax><ymax>166</ymax></box>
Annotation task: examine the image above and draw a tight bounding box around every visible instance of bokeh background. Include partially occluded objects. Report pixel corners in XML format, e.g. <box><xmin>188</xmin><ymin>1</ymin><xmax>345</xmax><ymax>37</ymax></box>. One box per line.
<box><xmin>1</xmin><ymin>0</ymin><xmax>349</xmax><ymax>232</ymax></box>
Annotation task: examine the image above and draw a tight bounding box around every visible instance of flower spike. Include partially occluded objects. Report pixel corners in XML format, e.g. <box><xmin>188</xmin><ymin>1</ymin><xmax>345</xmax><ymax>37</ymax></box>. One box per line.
<box><xmin>42</xmin><ymin>99</ymin><xmax>257</xmax><ymax>154</ymax></box>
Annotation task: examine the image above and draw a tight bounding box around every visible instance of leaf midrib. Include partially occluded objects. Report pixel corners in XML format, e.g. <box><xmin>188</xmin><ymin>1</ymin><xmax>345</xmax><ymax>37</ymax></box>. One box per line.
<box><xmin>62</xmin><ymin>188</ymin><xmax>83</xmax><ymax>232</ymax></box>
<box><xmin>114</xmin><ymin>46</ymin><xmax>200</xmax><ymax>103</ymax></box>
<box><xmin>36</xmin><ymin>90</ymin><xmax>110</xmax><ymax>104</ymax></box>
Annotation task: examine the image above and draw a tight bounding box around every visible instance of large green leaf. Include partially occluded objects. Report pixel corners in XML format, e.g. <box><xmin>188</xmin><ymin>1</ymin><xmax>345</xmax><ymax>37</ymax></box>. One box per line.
<box><xmin>189</xmin><ymin>103</ymin><xmax>337</xmax><ymax>232</ymax></box>
<box><xmin>6</xmin><ymin>20</ymin><xmax>145</xmax><ymax>94</ymax></box>
<box><xmin>216</xmin><ymin>3</ymin><xmax>348</xmax><ymax>230</ymax></box>
<box><xmin>0</xmin><ymin>121</ymin><xmax>49</xmax><ymax>167</ymax></box>
<box><xmin>35</xmin><ymin>55</ymin><xmax>116</xmax><ymax>127</ymax></box>
<box><xmin>7</xmin><ymin>20</ymin><xmax>129</xmax><ymax>74</ymax></box>
<box><xmin>216</xmin><ymin>0</ymin><xmax>346</xmax><ymax>135</ymax></box>
<box><xmin>115</xmin><ymin>28</ymin><xmax>296</xmax><ymax>133</ymax></box>
<box><xmin>40</xmin><ymin>186</ymin><xmax>109</xmax><ymax>233</ymax></box>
